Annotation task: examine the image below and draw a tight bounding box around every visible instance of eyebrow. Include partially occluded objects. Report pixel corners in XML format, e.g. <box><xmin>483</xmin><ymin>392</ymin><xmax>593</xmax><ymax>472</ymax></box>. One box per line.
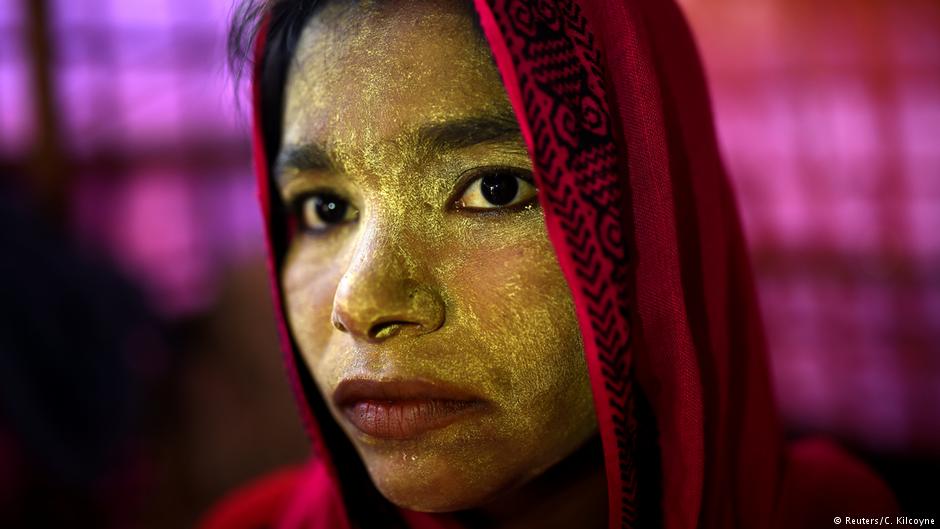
<box><xmin>274</xmin><ymin>110</ymin><xmax>524</xmax><ymax>183</ymax></box>
<box><xmin>274</xmin><ymin>142</ymin><xmax>334</xmax><ymax>183</ymax></box>
<box><xmin>416</xmin><ymin>110</ymin><xmax>523</xmax><ymax>151</ymax></box>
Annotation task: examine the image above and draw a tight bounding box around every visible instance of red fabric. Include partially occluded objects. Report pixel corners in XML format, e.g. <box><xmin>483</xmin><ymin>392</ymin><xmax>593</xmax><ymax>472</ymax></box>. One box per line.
<box><xmin>196</xmin><ymin>467</ymin><xmax>305</xmax><ymax>529</ymax></box>
<box><xmin>776</xmin><ymin>438</ymin><xmax>899</xmax><ymax>529</ymax></box>
<box><xmin>201</xmin><ymin>0</ymin><xmax>898</xmax><ymax>528</ymax></box>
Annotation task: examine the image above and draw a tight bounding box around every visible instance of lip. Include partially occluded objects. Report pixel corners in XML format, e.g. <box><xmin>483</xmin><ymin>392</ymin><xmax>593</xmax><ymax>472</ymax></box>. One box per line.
<box><xmin>333</xmin><ymin>378</ymin><xmax>487</xmax><ymax>440</ymax></box>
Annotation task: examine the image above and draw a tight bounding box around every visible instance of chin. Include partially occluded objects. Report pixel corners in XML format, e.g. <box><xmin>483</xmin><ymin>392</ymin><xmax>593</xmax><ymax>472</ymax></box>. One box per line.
<box><xmin>378</xmin><ymin>486</ymin><xmax>493</xmax><ymax>513</ymax></box>
<box><xmin>383</xmin><ymin>494</ymin><xmax>472</xmax><ymax>513</ymax></box>
<box><xmin>373</xmin><ymin>483</ymin><xmax>473</xmax><ymax>513</ymax></box>
<box><xmin>365</xmin><ymin>454</ymin><xmax>509</xmax><ymax>513</ymax></box>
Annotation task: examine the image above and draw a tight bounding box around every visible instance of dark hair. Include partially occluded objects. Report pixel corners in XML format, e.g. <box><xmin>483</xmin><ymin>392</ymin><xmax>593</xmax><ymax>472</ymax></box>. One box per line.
<box><xmin>228</xmin><ymin>0</ymin><xmax>321</xmax><ymax>163</ymax></box>
<box><xmin>228</xmin><ymin>3</ymin><xmax>409</xmax><ymax>528</ymax></box>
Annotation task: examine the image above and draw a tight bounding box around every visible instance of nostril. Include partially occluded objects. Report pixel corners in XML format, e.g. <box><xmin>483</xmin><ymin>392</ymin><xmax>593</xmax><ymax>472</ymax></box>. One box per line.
<box><xmin>369</xmin><ymin>320</ymin><xmax>411</xmax><ymax>341</ymax></box>
<box><xmin>332</xmin><ymin>317</ymin><xmax>348</xmax><ymax>332</ymax></box>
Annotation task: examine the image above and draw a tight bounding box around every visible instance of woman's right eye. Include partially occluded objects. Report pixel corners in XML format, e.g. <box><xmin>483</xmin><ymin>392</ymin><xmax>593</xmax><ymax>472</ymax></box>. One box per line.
<box><xmin>293</xmin><ymin>192</ymin><xmax>359</xmax><ymax>234</ymax></box>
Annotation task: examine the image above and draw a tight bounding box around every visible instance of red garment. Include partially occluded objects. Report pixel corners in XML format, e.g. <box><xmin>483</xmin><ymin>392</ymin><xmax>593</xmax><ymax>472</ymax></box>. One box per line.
<box><xmin>200</xmin><ymin>0</ymin><xmax>897</xmax><ymax>528</ymax></box>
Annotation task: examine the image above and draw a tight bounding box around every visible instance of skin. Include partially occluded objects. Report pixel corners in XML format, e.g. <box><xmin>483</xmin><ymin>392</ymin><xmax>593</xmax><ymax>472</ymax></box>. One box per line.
<box><xmin>278</xmin><ymin>0</ymin><xmax>603</xmax><ymax>524</ymax></box>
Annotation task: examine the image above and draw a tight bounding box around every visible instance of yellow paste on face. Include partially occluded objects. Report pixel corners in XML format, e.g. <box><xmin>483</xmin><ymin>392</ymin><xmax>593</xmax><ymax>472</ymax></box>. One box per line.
<box><xmin>279</xmin><ymin>0</ymin><xmax>597</xmax><ymax>512</ymax></box>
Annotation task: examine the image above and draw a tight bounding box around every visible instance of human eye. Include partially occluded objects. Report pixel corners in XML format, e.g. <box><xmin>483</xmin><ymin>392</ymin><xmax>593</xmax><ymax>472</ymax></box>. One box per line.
<box><xmin>290</xmin><ymin>191</ymin><xmax>359</xmax><ymax>234</ymax></box>
<box><xmin>452</xmin><ymin>167</ymin><xmax>538</xmax><ymax>211</ymax></box>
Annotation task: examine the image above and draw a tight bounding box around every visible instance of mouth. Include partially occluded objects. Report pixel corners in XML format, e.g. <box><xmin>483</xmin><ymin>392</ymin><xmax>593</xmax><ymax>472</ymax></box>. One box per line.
<box><xmin>333</xmin><ymin>378</ymin><xmax>488</xmax><ymax>440</ymax></box>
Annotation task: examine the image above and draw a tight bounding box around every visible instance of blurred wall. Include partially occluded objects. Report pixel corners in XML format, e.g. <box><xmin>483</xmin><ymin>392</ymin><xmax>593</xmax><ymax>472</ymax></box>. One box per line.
<box><xmin>683</xmin><ymin>0</ymin><xmax>940</xmax><ymax>510</ymax></box>
<box><xmin>1</xmin><ymin>0</ymin><xmax>309</xmax><ymax>528</ymax></box>
<box><xmin>683</xmin><ymin>0</ymin><xmax>940</xmax><ymax>456</ymax></box>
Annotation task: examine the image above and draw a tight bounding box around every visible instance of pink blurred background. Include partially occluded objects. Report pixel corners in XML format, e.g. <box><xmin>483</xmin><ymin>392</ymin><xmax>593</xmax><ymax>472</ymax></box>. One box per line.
<box><xmin>1</xmin><ymin>0</ymin><xmax>937</xmax><ymax>526</ymax></box>
<box><xmin>684</xmin><ymin>0</ymin><xmax>940</xmax><ymax>455</ymax></box>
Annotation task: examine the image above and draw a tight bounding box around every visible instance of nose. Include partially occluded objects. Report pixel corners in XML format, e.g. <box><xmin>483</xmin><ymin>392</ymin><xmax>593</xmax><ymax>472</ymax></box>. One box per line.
<box><xmin>331</xmin><ymin>230</ymin><xmax>445</xmax><ymax>343</ymax></box>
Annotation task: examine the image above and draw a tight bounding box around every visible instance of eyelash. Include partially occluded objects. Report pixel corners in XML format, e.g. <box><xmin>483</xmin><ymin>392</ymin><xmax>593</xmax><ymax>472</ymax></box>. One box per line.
<box><xmin>286</xmin><ymin>166</ymin><xmax>538</xmax><ymax>236</ymax></box>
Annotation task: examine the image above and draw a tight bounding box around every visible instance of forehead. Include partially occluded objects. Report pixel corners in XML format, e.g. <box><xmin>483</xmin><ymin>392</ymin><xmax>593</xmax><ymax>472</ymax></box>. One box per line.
<box><xmin>282</xmin><ymin>0</ymin><xmax>511</xmax><ymax>148</ymax></box>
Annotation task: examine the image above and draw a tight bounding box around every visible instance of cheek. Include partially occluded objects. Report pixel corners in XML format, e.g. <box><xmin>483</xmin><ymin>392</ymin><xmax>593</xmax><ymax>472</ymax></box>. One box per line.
<box><xmin>447</xmin><ymin>226</ymin><xmax>596</xmax><ymax>457</ymax></box>
<box><xmin>281</xmin><ymin>248</ymin><xmax>343</xmax><ymax>376</ymax></box>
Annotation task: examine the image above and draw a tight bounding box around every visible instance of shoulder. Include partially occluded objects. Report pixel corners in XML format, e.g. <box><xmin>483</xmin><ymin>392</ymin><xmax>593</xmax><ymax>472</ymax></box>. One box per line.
<box><xmin>775</xmin><ymin>437</ymin><xmax>898</xmax><ymax>529</ymax></box>
<box><xmin>196</xmin><ymin>459</ymin><xmax>337</xmax><ymax>529</ymax></box>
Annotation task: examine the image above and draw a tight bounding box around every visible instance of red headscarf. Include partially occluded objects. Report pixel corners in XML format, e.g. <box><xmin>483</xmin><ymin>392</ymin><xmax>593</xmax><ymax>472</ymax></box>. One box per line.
<box><xmin>200</xmin><ymin>0</ymin><xmax>897</xmax><ymax>528</ymax></box>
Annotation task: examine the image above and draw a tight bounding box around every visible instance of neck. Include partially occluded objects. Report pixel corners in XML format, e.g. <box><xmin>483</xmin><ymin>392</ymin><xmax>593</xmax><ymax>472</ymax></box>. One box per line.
<box><xmin>457</xmin><ymin>435</ymin><xmax>608</xmax><ymax>529</ymax></box>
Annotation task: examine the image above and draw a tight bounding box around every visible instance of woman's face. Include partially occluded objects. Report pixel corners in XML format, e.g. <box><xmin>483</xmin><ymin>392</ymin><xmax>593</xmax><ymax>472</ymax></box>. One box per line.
<box><xmin>279</xmin><ymin>0</ymin><xmax>597</xmax><ymax>512</ymax></box>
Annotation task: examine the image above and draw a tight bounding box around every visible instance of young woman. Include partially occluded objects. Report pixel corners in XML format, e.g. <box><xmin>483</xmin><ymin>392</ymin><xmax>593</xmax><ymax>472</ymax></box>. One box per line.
<box><xmin>202</xmin><ymin>0</ymin><xmax>897</xmax><ymax>527</ymax></box>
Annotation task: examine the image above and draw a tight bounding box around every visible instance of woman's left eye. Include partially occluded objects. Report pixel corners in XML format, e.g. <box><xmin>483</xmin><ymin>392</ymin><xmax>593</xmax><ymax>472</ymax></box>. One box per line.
<box><xmin>454</xmin><ymin>169</ymin><xmax>538</xmax><ymax>210</ymax></box>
